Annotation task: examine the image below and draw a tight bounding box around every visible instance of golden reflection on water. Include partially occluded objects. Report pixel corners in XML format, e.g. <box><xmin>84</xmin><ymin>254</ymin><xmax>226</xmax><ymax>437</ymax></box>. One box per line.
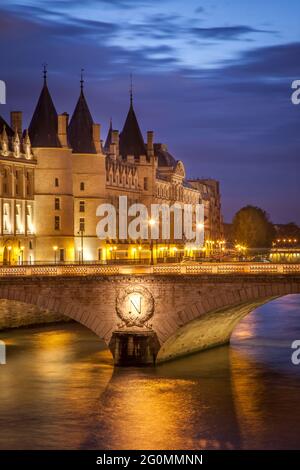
<box><xmin>1</xmin><ymin>297</ymin><xmax>300</xmax><ymax>450</ymax></box>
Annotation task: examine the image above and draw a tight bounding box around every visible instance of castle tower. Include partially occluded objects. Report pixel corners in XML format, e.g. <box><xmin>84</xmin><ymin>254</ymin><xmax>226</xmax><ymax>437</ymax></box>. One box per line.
<box><xmin>68</xmin><ymin>72</ymin><xmax>106</xmax><ymax>262</ymax></box>
<box><xmin>29</xmin><ymin>68</ymin><xmax>74</xmax><ymax>262</ymax></box>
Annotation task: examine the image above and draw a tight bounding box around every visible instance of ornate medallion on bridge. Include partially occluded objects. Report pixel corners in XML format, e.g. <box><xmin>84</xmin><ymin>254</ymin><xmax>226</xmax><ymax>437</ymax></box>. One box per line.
<box><xmin>116</xmin><ymin>286</ymin><xmax>154</xmax><ymax>328</ymax></box>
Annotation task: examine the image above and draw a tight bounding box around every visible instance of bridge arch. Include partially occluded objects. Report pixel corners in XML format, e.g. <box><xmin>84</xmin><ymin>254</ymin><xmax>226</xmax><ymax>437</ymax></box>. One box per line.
<box><xmin>0</xmin><ymin>284</ymin><xmax>114</xmax><ymax>345</ymax></box>
<box><xmin>156</xmin><ymin>282</ymin><xmax>300</xmax><ymax>363</ymax></box>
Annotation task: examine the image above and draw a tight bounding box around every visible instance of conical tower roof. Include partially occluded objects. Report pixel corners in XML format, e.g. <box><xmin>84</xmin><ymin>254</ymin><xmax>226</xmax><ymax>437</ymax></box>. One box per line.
<box><xmin>119</xmin><ymin>96</ymin><xmax>146</xmax><ymax>159</ymax></box>
<box><xmin>68</xmin><ymin>84</ymin><xmax>96</xmax><ymax>154</ymax></box>
<box><xmin>28</xmin><ymin>72</ymin><xmax>61</xmax><ymax>148</ymax></box>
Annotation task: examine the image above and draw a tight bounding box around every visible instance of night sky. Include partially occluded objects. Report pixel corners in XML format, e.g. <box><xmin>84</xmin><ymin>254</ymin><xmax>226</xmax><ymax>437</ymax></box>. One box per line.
<box><xmin>0</xmin><ymin>0</ymin><xmax>299</xmax><ymax>223</ymax></box>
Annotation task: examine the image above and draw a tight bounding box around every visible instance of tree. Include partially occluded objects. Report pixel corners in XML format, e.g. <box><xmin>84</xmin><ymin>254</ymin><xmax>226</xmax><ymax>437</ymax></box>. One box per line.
<box><xmin>232</xmin><ymin>206</ymin><xmax>275</xmax><ymax>248</ymax></box>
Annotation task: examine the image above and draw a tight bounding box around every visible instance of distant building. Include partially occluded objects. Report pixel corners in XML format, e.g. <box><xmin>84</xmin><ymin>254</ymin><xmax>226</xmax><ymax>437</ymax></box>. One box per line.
<box><xmin>0</xmin><ymin>73</ymin><xmax>223</xmax><ymax>264</ymax></box>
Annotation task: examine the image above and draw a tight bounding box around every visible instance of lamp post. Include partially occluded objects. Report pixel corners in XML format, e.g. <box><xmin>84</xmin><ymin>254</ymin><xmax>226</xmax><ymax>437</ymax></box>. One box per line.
<box><xmin>148</xmin><ymin>218</ymin><xmax>156</xmax><ymax>265</ymax></box>
<box><xmin>77</xmin><ymin>230</ymin><xmax>84</xmax><ymax>263</ymax></box>
<box><xmin>20</xmin><ymin>246</ymin><xmax>24</xmax><ymax>265</ymax></box>
<box><xmin>53</xmin><ymin>245</ymin><xmax>58</xmax><ymax>264</ymax></box>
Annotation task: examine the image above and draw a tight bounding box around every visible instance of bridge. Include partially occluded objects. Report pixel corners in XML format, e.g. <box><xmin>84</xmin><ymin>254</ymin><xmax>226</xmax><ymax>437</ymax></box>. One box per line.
<box><xmin>0</xmin><ymin>262</ymin><xmax>300</xmax><ymax>365</ymax></box>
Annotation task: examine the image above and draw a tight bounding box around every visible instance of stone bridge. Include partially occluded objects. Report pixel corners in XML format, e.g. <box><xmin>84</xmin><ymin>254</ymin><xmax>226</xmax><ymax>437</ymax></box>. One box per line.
<box><xmin>0</xmin><ymin>263</ymin><xmax>300</xmax><ymax>364</ymax></box>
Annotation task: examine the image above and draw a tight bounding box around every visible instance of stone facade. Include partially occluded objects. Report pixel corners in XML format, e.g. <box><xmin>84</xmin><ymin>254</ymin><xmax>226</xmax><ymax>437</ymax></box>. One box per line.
<box><xmin>0</xmin><ymin>75</ymin><xmax>223</xmax><ymax>264</ymax></box>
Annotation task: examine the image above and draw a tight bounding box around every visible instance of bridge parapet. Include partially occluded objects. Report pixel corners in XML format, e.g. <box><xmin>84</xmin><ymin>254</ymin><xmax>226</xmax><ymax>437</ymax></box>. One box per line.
<box><xmin>0</xmin><ymin>263</ymin><xmax>300</xmax><ymax>277</ymax></box>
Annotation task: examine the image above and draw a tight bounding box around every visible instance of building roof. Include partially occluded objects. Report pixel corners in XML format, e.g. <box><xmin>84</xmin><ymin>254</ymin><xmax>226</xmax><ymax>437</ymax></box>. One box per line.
<box><xmin>154</xmin><ymin>143</ymin><xmax>176</xmax><ymax>168</ymax></box>
<box><xmin>68</xmin><ymin>87</ymin><xmax>96</xmax><ymax>154</ymax></box>
<box><xmin>28</xmin><ymin>78</ymin><xmax>61</xmax><ymax>148</ymax></box>
<box><xmin>104</xmin><ymin>118</ymin><xmax>113</xmax><ymax>153</ymax></box>
<box><xmin>0</xmin><ymin>115</ymin><xmax>14</xmax><ymax>137</ymax></box>
<box><xmin>119</xmin><ymin>100</ymin><xmax>146</xmax><ymax>158</ymax></box>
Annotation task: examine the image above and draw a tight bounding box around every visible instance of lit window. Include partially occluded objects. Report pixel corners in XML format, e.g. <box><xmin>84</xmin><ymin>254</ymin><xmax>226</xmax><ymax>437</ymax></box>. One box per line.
<box><xmin>79</xmin><ymin>217</ymin><xmax>85</xmax><ymax>232</ymax></box>
<box><xmin>54</xmin><ymin>215</ymin><xmax>60</xmax><ymax>230</ymax></box>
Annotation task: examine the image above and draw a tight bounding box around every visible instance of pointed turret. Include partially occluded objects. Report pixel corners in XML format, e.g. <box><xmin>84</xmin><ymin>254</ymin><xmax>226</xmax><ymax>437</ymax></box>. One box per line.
<box><xmin>28</xmin><ymin>67</ymin><xmax>61</xmax><ymax>148</ymax></box>
<box><xmin>68</xmin><ymin>71</ymin><xmax>96</xmax><ymax>154</ymax></box>
<box><xmin>119</xmin><ymin>83</ymin><xmax>146</xmax><ymax>159</ymax></box>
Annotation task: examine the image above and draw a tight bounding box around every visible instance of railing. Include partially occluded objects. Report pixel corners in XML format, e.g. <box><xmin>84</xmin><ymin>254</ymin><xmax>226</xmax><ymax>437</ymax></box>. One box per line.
<box><xmin>0</xmin><ymin>262</ymin><xmax>300</xmax><ymax>277</ymax></box>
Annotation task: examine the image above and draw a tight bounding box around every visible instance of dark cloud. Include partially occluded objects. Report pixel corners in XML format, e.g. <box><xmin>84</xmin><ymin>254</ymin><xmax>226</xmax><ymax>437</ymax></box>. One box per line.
<box><xmin>190</xmin><ymin>25</ymin><xmax>275</xmax><ymax>40</ymax></box>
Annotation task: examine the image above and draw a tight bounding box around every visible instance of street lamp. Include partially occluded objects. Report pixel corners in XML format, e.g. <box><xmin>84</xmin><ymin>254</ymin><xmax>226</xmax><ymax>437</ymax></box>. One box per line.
<box><xmin>53</xmin><ymin>245</ymin><xmax>58</xmax><ymax>264</ymax></box>
<box><xmin>77</xmin><ymin>230</ymin><xmax>84</xmax><ymax>263</ymax></box>
<box><xmin>148</xmin><ymin>218</ymin><xmax>156</xmax><ymax>265</ymax></box>
<box><xmin>20</xmin><ymin>246</ymin><xmax>24</xmax><ymax>265</ymax></box>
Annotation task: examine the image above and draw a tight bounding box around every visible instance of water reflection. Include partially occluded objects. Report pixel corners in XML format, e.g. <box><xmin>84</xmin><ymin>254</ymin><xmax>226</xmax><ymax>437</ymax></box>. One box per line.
<box><xmin>0</xmin><ymin>295</ymin><xmax>300</xmax><ymax>449</ymax></box>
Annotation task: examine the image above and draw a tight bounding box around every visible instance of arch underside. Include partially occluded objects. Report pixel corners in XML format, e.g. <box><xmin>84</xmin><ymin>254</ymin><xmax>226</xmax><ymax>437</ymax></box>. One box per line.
<box><xmin>0</xmin><ymin>290</ymin><xmax>116</xmax><ymax>344</ymax></box>
<box><xmin>157</xmin><ymin>297</ymin><xmax>279</xmax><ymax>363</ymax></box>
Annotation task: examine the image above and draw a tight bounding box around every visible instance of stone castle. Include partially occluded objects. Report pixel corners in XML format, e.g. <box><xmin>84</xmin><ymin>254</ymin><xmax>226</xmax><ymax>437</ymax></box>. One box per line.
<box><xmin>0</xmin><ymin>72</ymin><xmax>223</xmax><ymax>264</ymax></box>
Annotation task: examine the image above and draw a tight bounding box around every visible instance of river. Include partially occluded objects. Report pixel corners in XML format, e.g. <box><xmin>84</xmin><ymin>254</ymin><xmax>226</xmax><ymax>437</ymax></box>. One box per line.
<box><xmin>0</xmin><ymin>295</ymin><xmax>300</xmax><ymax>450</ymax></box>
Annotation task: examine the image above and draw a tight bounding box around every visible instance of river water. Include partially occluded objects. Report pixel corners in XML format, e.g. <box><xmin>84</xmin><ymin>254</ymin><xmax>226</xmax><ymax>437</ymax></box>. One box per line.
<box><xmin>0</xmin><ymin>295</ymin><xmax>300</xmax><ymax>450</ymax></box>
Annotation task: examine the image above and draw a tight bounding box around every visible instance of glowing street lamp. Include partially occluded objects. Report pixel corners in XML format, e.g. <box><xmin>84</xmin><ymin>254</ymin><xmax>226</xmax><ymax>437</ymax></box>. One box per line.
<box><xmin>20</xmin><ymin>245</ymin><xmax>24</xmax><ymax>265</ymax></box>
<box><xmin>53</xmin><ymin>245</ymin><xmax>58</xmax><ymax>264</ymax></box>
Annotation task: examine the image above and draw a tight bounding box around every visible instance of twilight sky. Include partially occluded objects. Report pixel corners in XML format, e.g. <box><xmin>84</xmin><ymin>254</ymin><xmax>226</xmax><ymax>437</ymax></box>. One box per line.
<box><xmin>0</xmin><ymin>0</ymin><xmax>299</xmax><ymax>223</ymax></box>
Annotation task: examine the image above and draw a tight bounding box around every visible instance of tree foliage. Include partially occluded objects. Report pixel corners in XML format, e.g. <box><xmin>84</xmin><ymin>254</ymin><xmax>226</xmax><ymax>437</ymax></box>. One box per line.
<box><xmin>232</xmin><ymin>206</ymin><xmax>275</xmax><ymax>248</ymax></box>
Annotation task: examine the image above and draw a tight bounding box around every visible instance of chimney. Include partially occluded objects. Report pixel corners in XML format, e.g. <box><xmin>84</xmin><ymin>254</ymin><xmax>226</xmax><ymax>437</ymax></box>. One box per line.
<box><xmin>112</xmin><ymin>130</ymin><xmax>119</xmax><ymax>158</ymax></box>
<box><xmin>10</xmin><ymin>111</ymin><xmax>22</xmax><ymax>137</ymax></box>
<box><xmin>147</xmin><ymin>131</ymin><xmax>154</xmax><ymax>158</ymax></box>
<box><xmin>93</xmin><ymin>123</ymin><xmax>101</xmax><ymax>153</ymax></box>
<box><xmin>109</xmin><ymin>143</ymin><xmax>117</xmax><ymax>160</ymax></box>
<box><xmin>58</xmin><ymin>113</ymin><xmax>69</xmax><ymax>147</ymax></box>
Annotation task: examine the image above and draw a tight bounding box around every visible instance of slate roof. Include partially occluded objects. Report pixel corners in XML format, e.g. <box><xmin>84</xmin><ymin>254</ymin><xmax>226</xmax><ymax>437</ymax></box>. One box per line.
<box><xmin>154</xmin><ymin>143</ymin><xmax>176</xmax><ymax>168</ymax></box>
<box><xmin>28</xmin><ymin>79</ymin><xmax>61</xmax><ymax>148</ymax></box>
<box><xmin>104</xmin><ymin>118</ymin><xmax>113</xmax><ymax>153</ymax></box>
<box><xmin>119</xmin><ymin>102</ymin><xmax>146</xmax><ymax>158</ymax></box>
<box><xmin>68</xmin><ymin>88</ymin><xmax>96</xmax><ymax>154</ymax></box>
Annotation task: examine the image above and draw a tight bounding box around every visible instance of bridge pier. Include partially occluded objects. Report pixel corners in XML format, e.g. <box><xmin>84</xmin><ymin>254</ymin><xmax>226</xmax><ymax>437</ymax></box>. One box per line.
<box><xmin>109</xmin><ymin>331</ymin><xmax>160</xmax><ymax>367</ymax></box>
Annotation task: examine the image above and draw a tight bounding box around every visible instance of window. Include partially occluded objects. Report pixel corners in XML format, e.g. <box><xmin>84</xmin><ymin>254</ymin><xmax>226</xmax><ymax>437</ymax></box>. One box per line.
<box><xmin>144</xmin><ymin>177</ymin><xmax>148</xmax><ymax>190</ymax></box>
<box><xmin>29</xmin><ymin>240</ymin><xmax>33</xmax><ymax>250</ymax></box>
<box><xmin>26</xmin><ymin>172</ymin><xmax>31</xmax><ymax>195</ymax></box>
<box><xmin>80</xmin><ymin>182</ymin><xmax>85</xmax><ymax>191</ymax></box>
<box><xmin>98</xmin><ymin>248</ymin><xmax>102</xmax><ymax>261</ymax></box>
<box><xmin>55</xmin><ymin>198</ymin><xmax>60</xmax><ymax>210</ymax></box>
<box><xmin>59</xmin><ymin>249</ymin><xmax>65</xmax><ymax>262</ymax></box>
<box><xmin>55</xmin><ymin>177</ymin><xmax>59</xmax><ymax>187</ymax></box>
<box><xmin>79</xmin><ymin>217</ymin><xmax>85</xmax><ymax>232</ymax></box>
<box><xmin>79</xmin><ymin>201</ymin><xmax>85</xmax><ymax>212</ymax></box>
<box><xmin>3</xmin><ymin>168</ymin><xmax>8</xmax><ymax>195</ymax></box>
<box><xmin>15</xmin><ymin>171</ymin><xmax>19</xmax><ymax>195</ymax></box>
<box><xmin>16</xmin><ymin>204</ymin><xmax>22</xmax><ymax>233</ymax></box>
<box><xmin>54</xmin><ymin>215</ymin><xmax>60</xmax><ymax>230</ymax></box>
